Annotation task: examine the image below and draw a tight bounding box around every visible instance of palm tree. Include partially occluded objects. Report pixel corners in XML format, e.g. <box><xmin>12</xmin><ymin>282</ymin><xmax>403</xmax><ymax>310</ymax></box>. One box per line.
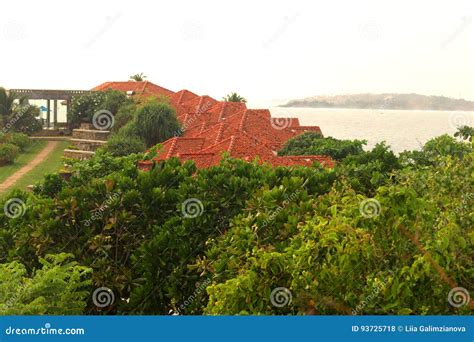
<box><xmin>223</xmin><ymin>92</ymin><xmax>247</xmax><ymax>103</ymax></box>
<box><xmin>0</xmin><ymin>87</ymin><xmax>18</xmax><ymax>117</ymax></box>
<box><xmin>129</xmin><ymin>73</ymin><xmax>147</xmax><ymax>82</ymax></box>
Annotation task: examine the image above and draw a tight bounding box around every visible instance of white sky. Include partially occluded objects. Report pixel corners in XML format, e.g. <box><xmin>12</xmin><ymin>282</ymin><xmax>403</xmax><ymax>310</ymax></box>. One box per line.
<box><xmin>1</xmin><ymin>0</ymin><xmax>473</xmax><ymax>107</ymax></box>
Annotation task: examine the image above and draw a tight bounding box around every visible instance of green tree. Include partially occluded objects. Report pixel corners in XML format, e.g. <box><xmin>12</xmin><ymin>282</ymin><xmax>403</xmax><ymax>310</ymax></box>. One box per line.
<box><xmin>134</xmin><ymin>99</ymin><xmax>181</xmax><ymax>146</ymax></box>
<box><xmin>68</xmin><ymin>89</ymin><xmax>131</xmax><ymax>127</ymax></box>
<box><xmin>0</xmin><ymin>87</ymin><xmax>41</xmax><ymax>134</ymax></box>
<box><xmin>223</xmin><ymin>92</ymin><xmax>247</xmax><ymax>103</ymax></box>
<box><xmin>130</xmin><ymin>73</ymin><xmax>147</xmax><ymax>82</ymax></box>
<box><xmin>279</xmin><ymin>132</ymin><xmax>366</xmax><ymax>161</ymax></box>
<box><xmin>0</xmin><ymin>87</ymin><xmax>18</xmax><ymax>117</ymax></box>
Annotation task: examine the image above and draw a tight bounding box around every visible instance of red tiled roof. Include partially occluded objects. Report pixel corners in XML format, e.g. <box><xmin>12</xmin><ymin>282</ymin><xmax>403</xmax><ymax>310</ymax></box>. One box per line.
<box><xmin>94</xmin><ymin>80</ymin><xmax>333</xmax><ymax>169</ymax></box>
<box><xmin>92</xmin><ymin>81</ymin><xmax>175</xmax><ymax>97</ymax></box>
<box><xmin>180</xmin><ymin>95</ymin><xmax>219</xmax><ymax>114</ymax></box>
<box><xmin>171</xmin><ymin>89</ymin><xmax>199</xmax><ymax>104</ymax></box>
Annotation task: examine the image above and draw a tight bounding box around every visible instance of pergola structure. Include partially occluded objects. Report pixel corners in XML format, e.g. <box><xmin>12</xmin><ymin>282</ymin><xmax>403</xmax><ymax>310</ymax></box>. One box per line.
<box><xmin>9</xmin><ymin>89</ymin><xmax>93</xmax><ymax>128</ymax></box>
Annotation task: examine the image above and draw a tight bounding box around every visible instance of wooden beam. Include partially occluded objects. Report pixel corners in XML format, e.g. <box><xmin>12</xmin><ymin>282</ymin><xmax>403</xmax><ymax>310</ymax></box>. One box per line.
<box><xmin>9</xmin><ymin>89</ymin><xmax>94</xmax><ymax>100</ymax></box>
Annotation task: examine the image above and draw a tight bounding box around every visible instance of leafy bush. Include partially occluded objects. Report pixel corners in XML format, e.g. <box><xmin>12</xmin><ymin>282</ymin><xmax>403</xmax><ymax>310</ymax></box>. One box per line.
<box><xmin>33</xmin><ymin>173</ymin><xmax>65</xmax><ymax>197</ymax></box>
<box><xmin>68</xmin><ymin>90</ymin><xmax>132</xmax><ymax>127</ymax></box>
<box><xmin>0</xmin><ymin>253</ymin><xmax>91</xmax><ymax>315</ymax></box>
<box><xmin>112</xmin><ymin>103</ymin><xmax>137</xmax><ymax>133</ymax></box>
<box><xmin>454</xmin><ymin>125</ymin><xmax>473</xmax><ymax>141</ymax></box>
<box><xmin>279</xmin><ymin>132</ymin><xmax>366</xmax><ymax>160</ymax></box>
<box><xmin>134</xmin><ymin>99</ymin><xmax>181</xmax><ymax>146</ymax></box>
<box><xmin>0</xmin><ymin>132</ymin><xmax>471</xmax><ymax>316</ymax></box>
<box><xmin>0</xmin><ymin>143</ymin><xmax>19</xmax><ymax>164</ymax></box>
<box><xmin>102</xmin><ymin>133</ymin><xmax>146</xmax><ymax>157</ymax></box>
<box><xmin>336</xmin><ymin>142</ymin><xmax>401</xmax><ymax>195</ymax></box>
<box><xmin>9</xmin><ymin>133</ymin><xmax>31</xmax><ymax>151</ymax></box>
<box><xmin>400</xmin><ymin>134</ymin><xmax>472</xmax><ymax>166</ymax></box>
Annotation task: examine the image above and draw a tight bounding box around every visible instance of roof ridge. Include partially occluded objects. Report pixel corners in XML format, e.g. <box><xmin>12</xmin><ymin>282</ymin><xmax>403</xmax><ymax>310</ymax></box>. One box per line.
<box><xmin>167</xmin><ymin>137</ymin><xmax>179</xmax><ymax>158</ymax></box>
<box><xmin>196</xmin><ymin>96</ymin><xmax>205</xmax><ymax>113</ymax></box>
<box><xmin>199</xmin><ymin>122</ymin><xmax>206</xmax><ymax>134</ymax></box>
<box><xmin>218</xmin><ymin>102</ymin><xmax>227</xmax><ymax>122</ymax></box>
<box><xmin>140</xmin><ymin>81</ymin><xmax>148</xmax><ymax>94</ymax></box>
<box><xmin>228</xmin><ymin>135</ymin><xmax>237</xmax><ymax>154</ymax></box>
<box><xmin>215</xmin><ymin>122</ymin><xmax>226</xmax><ymax>144</ymax></box>
<box><xmin>178</xmin><ymin>90</ymin><xmax>186</xmax><ymax>104</ymax></box>
<box><xmin>238</xmin><ymin>110</ymin><xmax>248</xmax><ymax>131</ymax></box>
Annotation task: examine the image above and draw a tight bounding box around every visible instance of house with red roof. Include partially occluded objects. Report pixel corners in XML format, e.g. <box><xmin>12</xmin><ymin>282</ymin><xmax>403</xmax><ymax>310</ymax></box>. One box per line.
<box><xmin>92</xmin><ymin>81</ymin><xmax>334</xmax><ymax>169</ymax></box>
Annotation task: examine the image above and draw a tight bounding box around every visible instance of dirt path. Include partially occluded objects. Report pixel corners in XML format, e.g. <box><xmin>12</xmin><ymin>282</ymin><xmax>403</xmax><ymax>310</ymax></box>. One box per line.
<box><xmin>0</xmin><ymin>141</ymin><xmax>59</xmax><ymax>193</ymax></box>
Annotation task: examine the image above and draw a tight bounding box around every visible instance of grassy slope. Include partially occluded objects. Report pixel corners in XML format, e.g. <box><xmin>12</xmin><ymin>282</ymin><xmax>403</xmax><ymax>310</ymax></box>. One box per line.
<box><xmin>1</xmin><ymin>140</ymin><xmax>69</xmax><ymax>195</ymax></box>
<box><xmin>0</xmin><ymin>140</ymin><xmax>47</xmax><ymax>183</ymax></box>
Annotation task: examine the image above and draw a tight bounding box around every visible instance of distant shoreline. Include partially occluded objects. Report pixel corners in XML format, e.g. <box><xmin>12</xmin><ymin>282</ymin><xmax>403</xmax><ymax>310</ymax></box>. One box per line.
<box><xmin>277</xmin><ymin>106</ymin><xmax>474</xmax><ymax>112</ymax></box>
<box><xmin>280</xmin><ymin>93</ymin><xmax>474</xmax><ymax>111</ymax></box>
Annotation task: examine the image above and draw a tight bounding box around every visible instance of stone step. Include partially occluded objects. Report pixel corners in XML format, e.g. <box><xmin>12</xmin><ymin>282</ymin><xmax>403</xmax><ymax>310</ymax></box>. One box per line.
<box><xmin>79</xmin><ymin>123</ymin><xmax>95</xmax><ymax>130</ymax></box>
<box><xmin>70</xmin><ymin>138</ymin><xmax>107</xmax><ymax>152</ymax></box>
<box><xmin>63</xmin><ymin>149</ymin><xmax>95</xmax><ymax>160</ymax></box>
<box><xmin>72</xmin><ymin>129</ymin><xmax>110</xmax><ymax>141</ymax></box>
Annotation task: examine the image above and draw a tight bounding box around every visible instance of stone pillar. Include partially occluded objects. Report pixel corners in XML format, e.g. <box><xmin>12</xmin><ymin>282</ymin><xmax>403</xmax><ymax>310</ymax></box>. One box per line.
<box><xmin>53</xmin><ymin>99</ymin><xmax>58</xmax><ymax>128</ymax></box>
<box><xmin>46</xmin><ymin>99</ymin><xmax>51</xmax><ymax>129</ymax></box>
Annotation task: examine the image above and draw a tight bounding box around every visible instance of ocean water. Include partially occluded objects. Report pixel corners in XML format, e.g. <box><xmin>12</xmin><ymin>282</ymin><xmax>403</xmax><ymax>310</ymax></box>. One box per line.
<box><xmin>270</xmin><ymin>107</ymin><xmax>474</xmax><ymax>153</ymax></box>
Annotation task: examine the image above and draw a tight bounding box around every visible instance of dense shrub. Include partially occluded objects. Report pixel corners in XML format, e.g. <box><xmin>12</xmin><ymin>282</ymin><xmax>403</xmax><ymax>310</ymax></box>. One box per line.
<box><xmin>134</xmin><ymin>99</ymin><xmax>181</xmax><ymax>146</ymax></box>
<box><xmin>33</xmin><ymin>173</ymin><xmax>65</xmax><ymax>197</ymax></box>
<box><xmin>112</xmin><ymin>103</ymin><xmax>137</xmax><ymax>132</ymax></box>
<box><xmin>400</xmin><ymin>134</ymin><xmax>472</xmax><ymax>166</ymax></box>
<box><xmin>336</xmin><ymin>142</ymin><xmax>402</xmax><ymax>195</ymax></box>
<box><xmin>0</xmin><ymin>143</ymin><xmax>19</xmax><ymax>164</ymax></box>
<box><xmin>102</xmin><ymin>133</ymin><xmax>146</xmax><ymax>156</ymax></box>
<box><xmin>0</xmin><ymin>132</ymin><xmax>471</xmax><ymax>316</ymax></box>
<box><xmin>9</xmin><ymin>133</ymin><xmax>31</xmax><ymax>151</ymax></box>
<box><xmin>279</xmin><ymin>132</ymin><xmax>366</xmax><ymax>160</ymax></box>
<box><xmin>68</xmin><ymin>90</ymin><xmax>132</xmax><ymax>127</ymax></box>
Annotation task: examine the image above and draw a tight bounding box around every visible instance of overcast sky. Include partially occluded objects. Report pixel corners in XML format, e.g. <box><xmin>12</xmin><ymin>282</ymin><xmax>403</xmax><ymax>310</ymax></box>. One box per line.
<box><xmin>1</xmin><ymin>0</ymin><xmax>473</xmax><ymax>107</ymax></box>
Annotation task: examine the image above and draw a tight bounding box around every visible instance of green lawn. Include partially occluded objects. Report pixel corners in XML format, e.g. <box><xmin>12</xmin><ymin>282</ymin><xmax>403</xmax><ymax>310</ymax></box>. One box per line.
<box><xmin>0</xmin><ymin>140</ymin><xmax>47</xmax><ymax>183</ymax></box>
<box><xmin>0</xmin><ymin>140</ymin><xmax>69</xmax><ymax>195</ymax></box>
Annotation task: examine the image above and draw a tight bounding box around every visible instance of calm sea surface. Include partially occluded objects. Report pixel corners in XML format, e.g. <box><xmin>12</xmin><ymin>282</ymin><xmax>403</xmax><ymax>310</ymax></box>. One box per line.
<box><xmin>270</xmin><ymin>107</ymin><xmax>474</xmax><ymax>153</ymax></box>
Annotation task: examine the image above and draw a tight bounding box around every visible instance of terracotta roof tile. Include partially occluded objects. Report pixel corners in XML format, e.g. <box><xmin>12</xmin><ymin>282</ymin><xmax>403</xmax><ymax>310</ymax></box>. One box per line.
<box><xmin>92</xmin><ymin>81</ymin><xmax>174</xmax><ymax>97</ymax></box>
<box><xmin>94</xmin><ymin>80</ymin><xmax>332</xmax><ymax>169</ymax></box>
<box><xmin>171</xmin><ymin>89</ymin><xmax>199</xmax><ymax>104</ymax></box>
